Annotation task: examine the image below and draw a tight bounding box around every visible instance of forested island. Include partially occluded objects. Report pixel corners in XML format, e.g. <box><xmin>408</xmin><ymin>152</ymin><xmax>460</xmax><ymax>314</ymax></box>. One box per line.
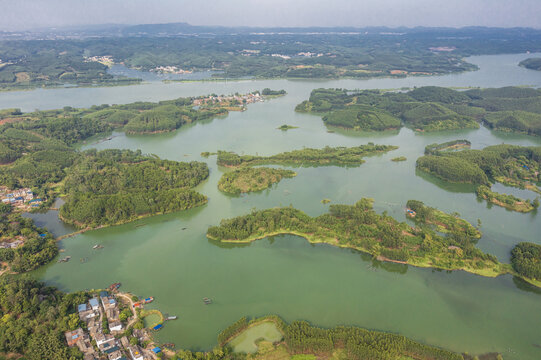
<box><xmin>218</xmin><ymin>167</ymin><xmax>296</xmax><ymax>194</ymax></box>
<box><xmin>416</xmin><ymin>143</ymin><xmax>541</xmax><ymax>212</ymax></box>
<box><xmin>207</xmin><ymin>198</ymin><xmax>508</xmax><ymax>277</ymax></box>
<box><xmin>424</xmin><ymin>140</ymin><xmax>471</xmax><ymax>155</ymax></box>
<box><xmin>519</xmin><ymin>58</ymin><xmax>541</xmax><ymax>71</ymax></box>
<box><xmin>216</xmin><ymin>144</ymin><xmax>397</xmax><ymax>168</ymax></box>
<box><xmin>511</xmin><ymin>242</ymin><xmax>541</xmax><ymax>288</ymax></box>
<box><xmin>296</xmin><ymin>86</ymin><xmax>541</xmax><ymax>135</ymax></box>
<box><xmin>277</xmin><ymin>124</ymin><xmax>298</xmax><ymax>131</ymax></box>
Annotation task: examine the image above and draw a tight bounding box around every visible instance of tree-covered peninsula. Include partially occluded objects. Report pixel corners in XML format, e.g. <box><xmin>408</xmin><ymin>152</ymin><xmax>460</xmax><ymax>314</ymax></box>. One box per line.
<box><xmin>60</xmin><ymin>149</ymin><xmax>208</xmax><ymax>229</ymax></box>
<box><xmin>0</xmin><ymin>115</ymin><xmax>211</xmax><ymax>231</ymax></box>
<box><xmin>216</xmin><ymin>144</ymin><xmax>397</xmax><ymax>167</ymax></box>
<box><xmin>0</xmin><ymin>203</ymin><xmax>58</xmax><ymax>274</ymax></box>
<box><xmin>207</xmin><ymin>198</ymin><xmax>507</xmax><ymax>277</ymax></box>
<box><xmin>218</xmin><ymin>167</ymin><xmax>296</xmax><ymax>194</ymax></box>
<box><xmin>296</xmin><ymin>86</ymin><xmax>541</xmax><ymax>135</ymax></box>
<box><xmin>0</xmin><ymin>277</ymin><xmax>89</xmax><ymax>359</ymax></box>
<box><xmin>416</xmin><ymin>143</ymin><xmax>541</xmax><ymax>212</ymax></box>
<box><xmin>476</xmin><ymin>185</ymin><xmax>538</xmax><ymax>213</ymax></box>
<box><xmin>205</xmin><ymin>315</ymin><xmax>467</xmax><ymax>360</ymax></box>
<box><xmin>519</xmin><ymin>58</ymin><xmax>541</xmax><ymax>71</ymax></box>
<box><xmin>0</xmin><ymin>91</ymin><xmax>275</xmax><ymax>136</ymax></box>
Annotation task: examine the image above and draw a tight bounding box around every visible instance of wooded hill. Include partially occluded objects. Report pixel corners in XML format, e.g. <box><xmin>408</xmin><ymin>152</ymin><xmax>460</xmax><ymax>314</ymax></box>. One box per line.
<box><xmin>0</xmin><ymin>94</ymin><xmax>249</xmax><ymax>136</ymax></box>
<box><xmin>296</xmin><ymin>86</ymin><xmax>541</xmax><ymax>135</ymax></box>
<box><xmin>519</xmin><ymin>58</ymin><xmax>541</xmax><ymax>71</ymax></box>
<box><xmin>417</xmin><ymin>143</ymin><xmax>541</xmax><ymax>212</ymax></box>
<box><xmin>60</xmin><ymin>149</ymin><xmax>209</xmax><ymax>228</ymax></box>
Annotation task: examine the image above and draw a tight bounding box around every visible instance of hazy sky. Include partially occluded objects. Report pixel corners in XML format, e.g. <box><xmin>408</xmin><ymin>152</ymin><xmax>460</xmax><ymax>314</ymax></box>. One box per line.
<box><xmin>1</xmin><ymin>0</ymin><xmax>541</xmax><ymax>31</ymax></box>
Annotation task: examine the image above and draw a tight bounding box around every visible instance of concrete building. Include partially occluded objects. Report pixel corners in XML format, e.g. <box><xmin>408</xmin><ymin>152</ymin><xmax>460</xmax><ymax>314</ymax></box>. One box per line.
<box><xmin>128</xmin><ymin>345</ymin><xmax>145</xmax><ymax>360</ymax></box>
<box><xmin>65</xmin><ymin>328</ymin><xmax>85</xmax><ymax>347</ymax></box>
<box><xmin>89</xmin><ymin>297</ymin><xmax>99</xmax><ymax>310</ymax></box>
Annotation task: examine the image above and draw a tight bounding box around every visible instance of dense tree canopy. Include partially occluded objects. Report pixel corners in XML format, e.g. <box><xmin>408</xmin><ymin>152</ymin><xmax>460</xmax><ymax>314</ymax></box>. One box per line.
<box><xmin>60</xmin><ymin>149</ymin><xmax>209</xmax><ymax>228</ymax></box>
<box><xmin>297</xmin><ymin>86</ymin><xmax>541</xmax><ymax>134</ymax></box>
<box><xmin>217</xmin><ymin>144</ymin><xmax>397</xmax><ymax>167</ymax></box>
<box><xmin>511</xmin><ymin>242</ymin><xmax>541</xmax><ymax>281</ymax></box>
<box><xmin>218</xmin><ymin>167</ymin><xmax>296</xmax><ymax>194</ymax></box>
<box><xmin>208</xmin><ymin>198</ymin><xmax>501</xmax><ymax>275</ymax></box>
<box><xmin>0</xmin><ymin>277</ymin><xmax>86</xmax><ymax>359</ymax></box>
<box><xmin>0</xmin><ymin>206</ymin><xmax>57</xmax><ymax>273</ymax></box>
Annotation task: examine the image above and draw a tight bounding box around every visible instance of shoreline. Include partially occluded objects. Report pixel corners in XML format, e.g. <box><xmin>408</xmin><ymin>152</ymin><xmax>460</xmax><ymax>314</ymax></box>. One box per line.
<box><xmin>56</xmin><ymin>199</ymin><xmax>208</xmax><ymax>240</ymax></box>
<box><xmin>207</xmin><ymin>230</ymin><xmax>515</xmax><ymax>281</ymax></box>
<box><xmin>0</xmin><ymin>65</ymin><xmax>478</xmax><ymax>94</ymax></box>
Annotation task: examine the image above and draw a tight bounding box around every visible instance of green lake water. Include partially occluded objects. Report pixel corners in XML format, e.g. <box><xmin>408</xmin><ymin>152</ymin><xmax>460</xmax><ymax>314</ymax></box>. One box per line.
<box><xmin>9</xmin><ymin>53</ymin><xmax>541</xmax><ymax>359</ymax></box>
<box><xmin>143</xmin><ymin>313</ymin><xmax>162</xmax><ymax>328</ymax></box>
<box><xmin>229</xmin><ymin>322</ymin><xmax>283</xmax><ymax>353</ymax></box>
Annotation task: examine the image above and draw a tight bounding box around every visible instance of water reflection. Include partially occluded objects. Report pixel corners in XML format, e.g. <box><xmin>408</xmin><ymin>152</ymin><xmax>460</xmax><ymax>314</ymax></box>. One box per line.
<box><xmin>414</xmin><ymin>168</ymin><xmax>477</xmax><ymax>193</ymax></box>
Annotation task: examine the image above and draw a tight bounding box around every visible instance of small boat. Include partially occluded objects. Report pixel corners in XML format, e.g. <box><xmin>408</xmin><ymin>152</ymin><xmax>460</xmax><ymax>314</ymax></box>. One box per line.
<box><xmin>58</xmin><ymin>256</ymin><xmax>71</xmax><ymax>263</ymax></box>
<box><xmin>93</xmin><ymin>244</ymin><xmax>104</xmax><ymax>250</ymax></box>
<box><xmin>109</xmin><ymin>282</ymin><xmax>121</xmax><ymax>291</ymax></box>
<box><xmin>166</xmin><ymin>316</ymin><xmax>177</xmax><ymax>321</ymax></box>
<box><xmin>203</xmin><ymin>297</ymin><xmax>212</xmax><ymax>305</ymax></box>
<box><xmin>142</xmin><ymin>297</ymin><xmax>154</xmax><ymax>304</ymax></box>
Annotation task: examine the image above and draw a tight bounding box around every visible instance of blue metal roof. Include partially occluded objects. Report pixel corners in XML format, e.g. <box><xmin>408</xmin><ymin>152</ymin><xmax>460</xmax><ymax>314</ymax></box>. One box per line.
<box><xmin>153</xmin><ymin>324</ymin><xmax>163</xmax><ymax>330</ymax></box>
<box><xmin>89</xmin><ymin>298</ymin><xmax>99</xmax><ymax>307</ymax></box>
<box><xmin>152</xmin><ymin>347</ymin><xmax>161</xmax><ymax>353</ymax></box>
<box><xmin>78</xmin><ymin>304</ymin><xmax>87</xmax><ymax>312</ymax></box>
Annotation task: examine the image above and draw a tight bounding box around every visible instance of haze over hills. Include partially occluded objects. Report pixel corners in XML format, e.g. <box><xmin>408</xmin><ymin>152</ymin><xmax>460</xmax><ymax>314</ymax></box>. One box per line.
<box><xmin>3</xmin><ymin>22</ymin><xmax>541</xmax><ymax>40</ymax></box>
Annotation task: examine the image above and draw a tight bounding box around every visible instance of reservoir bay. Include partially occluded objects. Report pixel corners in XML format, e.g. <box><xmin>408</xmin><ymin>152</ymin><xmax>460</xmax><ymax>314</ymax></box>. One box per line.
<box><xmin>13</xmin><ymin>52</ymin><xmax>541</xmax><ymax>359</ymax></box>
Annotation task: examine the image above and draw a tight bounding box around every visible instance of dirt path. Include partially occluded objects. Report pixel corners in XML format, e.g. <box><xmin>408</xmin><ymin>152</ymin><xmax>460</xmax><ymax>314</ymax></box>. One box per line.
<box><xmin>116</xmin><ymin>292</ymin><xmax>139</xmax><ymax>328</ymax></box>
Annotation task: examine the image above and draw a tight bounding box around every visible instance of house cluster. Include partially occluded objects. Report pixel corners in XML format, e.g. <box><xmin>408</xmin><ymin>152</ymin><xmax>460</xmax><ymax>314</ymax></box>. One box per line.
<box><xmin>297</xmin><ymin>52</ymin><xmax>324</xmax><ymax>57</ymax></box>
<box><xmin>429</xmin><ymin>46</ymin><xmax>456</xmax><ymax>52</ymax></box>
<box><xmin>84</xmin><ymin>55</ymin><xmax>114</xmax><ymax>66</ymax></box>
<box><xmin>0</xmin><ymin>187</ymin><xmax>42</xmax><ymax>210</ymax></box>
<box><xmin>192</xmin><ymin>92</ymin><xmax>263</xmax><ymax>107</ymax></box>
<box><xmin>150</xmin><ymin>65</ymin><xmax>192</xmax><ymax>74</ymax></box>
<box><xmin>238</xmin><ymin>50</ymin><xmax>323</xmax><ymax>59</ymax></box>
<box><xmin>66</xmin><ymin>291</ymin><xmax>153</xmax><ymax>360</ymax></box>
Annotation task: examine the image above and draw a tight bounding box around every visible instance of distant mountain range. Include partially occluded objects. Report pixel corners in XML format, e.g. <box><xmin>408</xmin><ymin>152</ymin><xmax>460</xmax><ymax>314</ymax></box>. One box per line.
<box><xmin>2</xmin><ymin>22</ymin><xmax>541</xmax><ymax>40</ymax></box>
